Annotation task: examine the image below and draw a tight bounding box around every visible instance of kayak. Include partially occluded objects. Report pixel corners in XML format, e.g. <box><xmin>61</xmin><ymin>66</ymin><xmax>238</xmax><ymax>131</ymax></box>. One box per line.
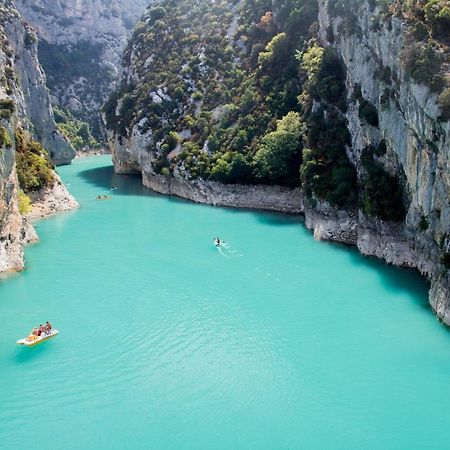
<box><xmin>16</xmin><ymin>329</ymin><xmax>59</xmax><ymax>347</ymax></box>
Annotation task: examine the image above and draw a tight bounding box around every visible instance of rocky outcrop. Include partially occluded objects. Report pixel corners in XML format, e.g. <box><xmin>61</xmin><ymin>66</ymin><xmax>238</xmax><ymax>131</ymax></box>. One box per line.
<box><xmin>0</xmin><ymin>1</ymin><xmax>77</xmax><ymax>274</ymax></box>
<box><xmin>112</xmin><ymin>136</ymin><xmax>303</xmax><ymax>213</ymax></box>
<box><xmin>15</xmin><ymin>0</ymin><xmax>149</xmax><ymax>136</ymax></box>
<box><xmin>26</xmin><ymin>174</ymin><xmax>78</xmax><ymax>221</ymax></box>
<box><xmin>144</xmin><ymin>171</ymin><xmax>303</xmax><ymax>213</ymax></box>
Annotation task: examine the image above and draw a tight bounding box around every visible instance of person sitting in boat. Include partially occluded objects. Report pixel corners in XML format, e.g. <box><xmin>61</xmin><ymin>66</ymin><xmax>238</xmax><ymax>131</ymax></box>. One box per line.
<box><xmin>38</xmin><ymin>324</ymin><xmax>45</xmax><ymax>336</ymax></box>
<box><xmin>44</xmin><ymin>321</ymin><xmax>52</xmax><ymax>335</ymax></box>
<box><xmin>32</xmin><ymin>327</ymin><xmax>39</xmax><ymax>336</ymax></box>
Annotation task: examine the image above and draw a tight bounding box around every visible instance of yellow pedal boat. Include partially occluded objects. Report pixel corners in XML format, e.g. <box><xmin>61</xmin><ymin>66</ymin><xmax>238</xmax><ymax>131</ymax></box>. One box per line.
<box><xmin>16</xmin><ymin>329</ymin><xmax>59</xmax><ymax>347</ymax></box>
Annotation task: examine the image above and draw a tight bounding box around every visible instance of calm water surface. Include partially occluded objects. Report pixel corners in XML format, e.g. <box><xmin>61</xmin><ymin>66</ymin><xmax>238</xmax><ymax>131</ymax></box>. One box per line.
<box><xmin>1</xmin><ymin>156</ymin><xmax>449</xmax><ymax>449</ymax></box>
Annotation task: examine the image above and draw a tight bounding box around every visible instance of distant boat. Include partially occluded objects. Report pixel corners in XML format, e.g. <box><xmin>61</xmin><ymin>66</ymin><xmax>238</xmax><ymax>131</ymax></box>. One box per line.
<box><xmin>16</xmin><ymin>329</ymin><xmax>59</xmax><ymax>347</ymax></box>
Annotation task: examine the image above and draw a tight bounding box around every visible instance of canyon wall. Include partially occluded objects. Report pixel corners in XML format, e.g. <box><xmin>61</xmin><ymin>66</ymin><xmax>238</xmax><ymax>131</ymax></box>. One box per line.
<box><xmin>15</xmin><ymin>0</ymin><xmax>149</xmax><ymax>137</ymax></box>
<box><xmin>0</xmin><ymin>1</ymin><xmax>76</xmax><ymax>273</ymax></box>
<box><xmin>317</xmin><ymin>0</ymin><xmax>450</xmax><ymax>322</ymax></box>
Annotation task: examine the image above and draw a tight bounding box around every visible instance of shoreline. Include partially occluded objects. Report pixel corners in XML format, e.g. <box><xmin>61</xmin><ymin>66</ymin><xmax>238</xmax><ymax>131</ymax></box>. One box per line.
<box><xmin>74</xmin><ymin>148</ymin><xmax>111</xmax><ymax>159</ymax></box>
<box><xmin>26</xmin><ymin>174</ymin><xmax>79</xmax><ymax>222</ymax></box>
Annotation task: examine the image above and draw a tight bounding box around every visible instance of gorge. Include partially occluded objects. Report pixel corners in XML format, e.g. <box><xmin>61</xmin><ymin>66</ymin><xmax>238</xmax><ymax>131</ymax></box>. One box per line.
<box><xmin>0</xmin><ymin>0</ymin><xmax>449</xmax><ymax>320</ymax></box>
<box><xmin>2</xmin><ymin>0</ymin><xmax>450</xmax><ymax>447</ymax></box>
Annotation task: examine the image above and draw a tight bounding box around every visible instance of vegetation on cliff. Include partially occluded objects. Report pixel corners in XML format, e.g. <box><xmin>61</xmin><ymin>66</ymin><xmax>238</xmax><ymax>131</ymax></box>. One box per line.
<box><xmin>106</xmin><ymin>0</ymin><xmax>450</xmax><ymax>220</ymax></box>
<box><xmin>0</xmin><ymin>125</ymin><xmax>12</xmax><ymax>148</ymax></box>
<box><xmin>14</xmin><ymin>129</ymin><xmax>55</xmax><ymax>192</ymax></box>
<box><xmin>54</xmin><ymin>107</ymin><xmax>100</xmax><ymax>151</ymax></box>
<box><xmin>328</xmin><ymin>0</ymin><xmax>449</xmax><ymax>118</ymax></box>
<box><xmin>106</xmin><ymin>0</ymin><xmax>358</xmax><ymax>200</ymax></box>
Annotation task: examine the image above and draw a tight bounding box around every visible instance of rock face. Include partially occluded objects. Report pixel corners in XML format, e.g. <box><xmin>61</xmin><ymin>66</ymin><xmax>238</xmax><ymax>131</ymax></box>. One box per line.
<box><xmin>316</xmin><ymin>0</ymin><xmax>450</xmax><ymax>323</ymax></box>
<box><xmin>26</xmin><ymin>173</ymin><xmax>79</xmax><ymax>221</ymax></box>
<box><xmin>15</xmin><ymin>0</ymin><xmax>149</xmax><ymax>137</ymax></box>
<box><xmin>108</xmin><ymin>0</ymin><xmax>450</xmax><ymax>325</ymax></box>
<box><xmin>112</xmin><ymin>136</ymin><xmax>303</xmax><ymax>213</ymax></box>
<box><xmin>0</xmin><ymin>1</ymin><xmax>77</xmax><ymax>274</ymax></box>
<box><xmin>2</xmin><ymin>2</ymin><xmax>75</xmax><ymax>164</ymax></box>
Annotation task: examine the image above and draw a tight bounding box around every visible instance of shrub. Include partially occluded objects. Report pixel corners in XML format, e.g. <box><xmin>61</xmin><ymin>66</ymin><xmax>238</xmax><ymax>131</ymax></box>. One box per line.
<box><xmin>360</xmin><ymin>147</ymin><xmax>406</xmax><ymax>221</ymax></box>
<box><xmin>308</xmin><ymin>48</ymin><xmax>348</xmax><ymax>112</ymax></box>
<box><xmin>0</xmin><ymin>126</ymin><xmax>12</xmax><ymax>148</ymax></box>
<box><xmin>18</xmin><ymin>190</ymin><xmax>32</xmax><ymax>215</ymax></box>
<box><xmin>148</xmin><ymin>6</ymin><xmax>167</xmax><ymax>22</ymax></box>
<box><xmin>0</xmin><ymin>98</ymin><xmax>15</xmax><ymax>120</ymax></box>
<box><xmin>300</xmin><ymin>109</ymin><xmax>357</xmax><ymax>208</ymax></box>
<box><xmin>24</xmin><ymin>30</ymin><xmax>37</xmax><ymax>48</ymax></box>
<box><xmin>419</xmin><ymin>215</ymin><xmax>429</xmax><ymax>231</ymax></box>
<box><xmin>253</xmin><ymin>112</ymin><xmax>303</xmax><ymax>186</ymax></box>
<box><xmin>152</xmin><ymin>155</ymin><xmax>170</xmax><ymax>175</ymax></box>
<box><xmin>402</xmin><ymin>42</ymin><xmax>445</xmax><ymax>92</ymax></box>
<box><xmin>411</xmin><ymin>21</ymin><xmax>429</xmax><ymax>40</ymax></box>
<box><xmin>424</xmin><ymin>0</ymin><xmax>450</xmax><ymax>39</ymax></box>
<box><xmin>438</xmin><ymin>88</ymin><xmax>450</xmax><ymax>120</ymax></box>
<box><xmin>359</xmin><ymin>99</ymin><xmax>379</xmax><ymax>127</ymax></box>
<box><xmin>211</xmin><ymin>152</ymin><xmax>253</xmax><ymax>184</ymax></box>
<box><xmin>374</xmin><ymin>140</ymin><xmax>387</xmax><ymax>156</ymax></box>
<box><xmin>210</xmin><ymin>157</ymin><xmax>231</xmax><ymax>183</ymax></box>
<box><xmin>441</xmin><ymin>252</ymin><xmax>450</xmax><ymax>269</ymax></box>
<box><xmin>165</xmin><ymin>131</ymin><xmax>180</xmax><ymax>151</ymax></box>
<box><xmin>14</xmin><ymin>129</ymin><xmax>55</xmax><ymax>192</ymax></box>
<box><xmin>258</xmin><ymin>33</ymin><xmax>290</xmax><ymax>76</ymax></box>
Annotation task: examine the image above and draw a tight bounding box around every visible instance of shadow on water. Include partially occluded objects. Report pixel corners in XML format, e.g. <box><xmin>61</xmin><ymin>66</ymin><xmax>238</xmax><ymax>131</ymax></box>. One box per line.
<box><xmin>78</xmin><ymin>165</ymin><xmax>150</xmax><ymax>197</ymax></box>
<box><xmin>79</xmin><ymin>165</ymin><xmax>303</xmax><ymax>223</ymax></box>
<box><xmin>14</xmin><ymin>344</ymin><xmax>51</xmax><ymax>364</ymax></box>
<box><xmin>337</xmin><ymin>240</ymin><xmax>430</xmax><ymax>309</ymax></box>
<box><xmin>79</xmin><ymin>164</ymin><xmax>430</xmax><ymax>309</ymax></box>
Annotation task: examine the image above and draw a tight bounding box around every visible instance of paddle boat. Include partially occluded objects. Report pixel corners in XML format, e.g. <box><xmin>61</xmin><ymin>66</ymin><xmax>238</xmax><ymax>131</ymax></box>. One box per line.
<box><xmin>17</xmin><ymin>329</ymin><xmax>59</xmax><ymax>347</ymax></box>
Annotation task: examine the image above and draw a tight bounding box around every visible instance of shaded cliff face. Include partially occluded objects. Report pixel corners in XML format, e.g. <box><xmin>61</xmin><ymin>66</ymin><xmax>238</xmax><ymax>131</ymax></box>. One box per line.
<box><xmin>15</xmin><ymin>0</ymin><xmax>149</xmax><ymax>138</ymax></box>
<box><xmin>2</xmin><ymin>8</ymin><xmax>75</xmax><ymax>165</ymax></box>
<box><xmin>317</xmin><ymin>0</ymin><xmax>450</xmax><ymax>321</ymax></box>
<box><xmin>0</xmin><ymin>1</ymin><xmax>75</xmax><ymax>273</ymax></box>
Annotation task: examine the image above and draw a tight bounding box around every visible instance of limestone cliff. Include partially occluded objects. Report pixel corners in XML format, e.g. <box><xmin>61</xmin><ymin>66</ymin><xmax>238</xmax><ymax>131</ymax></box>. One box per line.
<box><xmin>0</xmin><ymin>1</ymin><xmax>77</xmax><ymax>273</ymax></box>
<box><xmin>316</xmin><ymin>0</ymin><xmax>450</xmax><ymax>323</ymax></box>
<box><xmin>15</xmin><ymin>0</ymin><xmax>149</xmax><ymax>138</ymax></box>
<box><xmin>3</xmin><ymin>12</ymin><xmax>75</xmax><ymax>164</ymax></box>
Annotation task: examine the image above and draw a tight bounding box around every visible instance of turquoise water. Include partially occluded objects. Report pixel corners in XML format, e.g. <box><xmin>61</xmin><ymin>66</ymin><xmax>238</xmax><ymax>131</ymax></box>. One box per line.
<box><xmin>1</xmin><ymin>156</ymin><xmax>450</xmax><ymax>449</ymax></box>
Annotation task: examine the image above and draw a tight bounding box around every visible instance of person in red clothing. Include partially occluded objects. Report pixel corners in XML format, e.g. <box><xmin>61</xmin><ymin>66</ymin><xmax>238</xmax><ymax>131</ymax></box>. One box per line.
<box><xmin>44</xmin><ymin>321</ymin><xmax>52</xmax><ymax>334</ymax></box>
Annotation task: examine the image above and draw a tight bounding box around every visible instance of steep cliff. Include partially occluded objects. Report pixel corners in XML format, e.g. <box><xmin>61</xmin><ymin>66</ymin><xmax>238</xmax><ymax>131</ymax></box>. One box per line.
<box><xmin>316</xmin><ymin>0</ymin><xmax>450</xmax><ymax>322</ymax></box>
<box><xmin>15</xmin><ymin>0</ymin><xmax>149</xmax><ymax>138</ymax></box>
<box><xmin>0</xmin><ymin>0</ymin><xmax>76</xmax><ymax>273</ymax></box>
<box><xmin>106</xmin><ymin>0</ymin><xmax>450</xmax><ymax>324</ymax></box>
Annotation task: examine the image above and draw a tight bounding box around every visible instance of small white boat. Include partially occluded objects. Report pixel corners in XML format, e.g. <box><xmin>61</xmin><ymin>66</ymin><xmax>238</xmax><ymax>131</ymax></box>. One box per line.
<box><xmin>16</xmin><ymin>329</ymin><xmax>59</xmax><ymax>347</ymax></box>
<box><xmin>213</xmin><ymin>238</ymin><xmax>225</xmax><ymax>248</ymax></box>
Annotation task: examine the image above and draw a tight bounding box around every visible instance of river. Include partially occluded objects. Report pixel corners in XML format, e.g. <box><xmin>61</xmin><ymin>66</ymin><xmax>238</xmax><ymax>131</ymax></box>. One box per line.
<box><xmin>1</xmin><ymin>156</ymin><xmax>450</xmax><ymax>449</ymax></box>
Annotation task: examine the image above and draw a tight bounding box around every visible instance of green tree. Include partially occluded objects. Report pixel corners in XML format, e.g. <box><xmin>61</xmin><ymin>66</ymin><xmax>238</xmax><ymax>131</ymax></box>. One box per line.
<box><xmin>253</xmin><ymin>112</ymin><xmax>303</xmax><ymax>185</ymax></box>
<box><xmin>258</xmin><ymin>33</ymin><xmax>290</xmax><ymax>75</ymax></box>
